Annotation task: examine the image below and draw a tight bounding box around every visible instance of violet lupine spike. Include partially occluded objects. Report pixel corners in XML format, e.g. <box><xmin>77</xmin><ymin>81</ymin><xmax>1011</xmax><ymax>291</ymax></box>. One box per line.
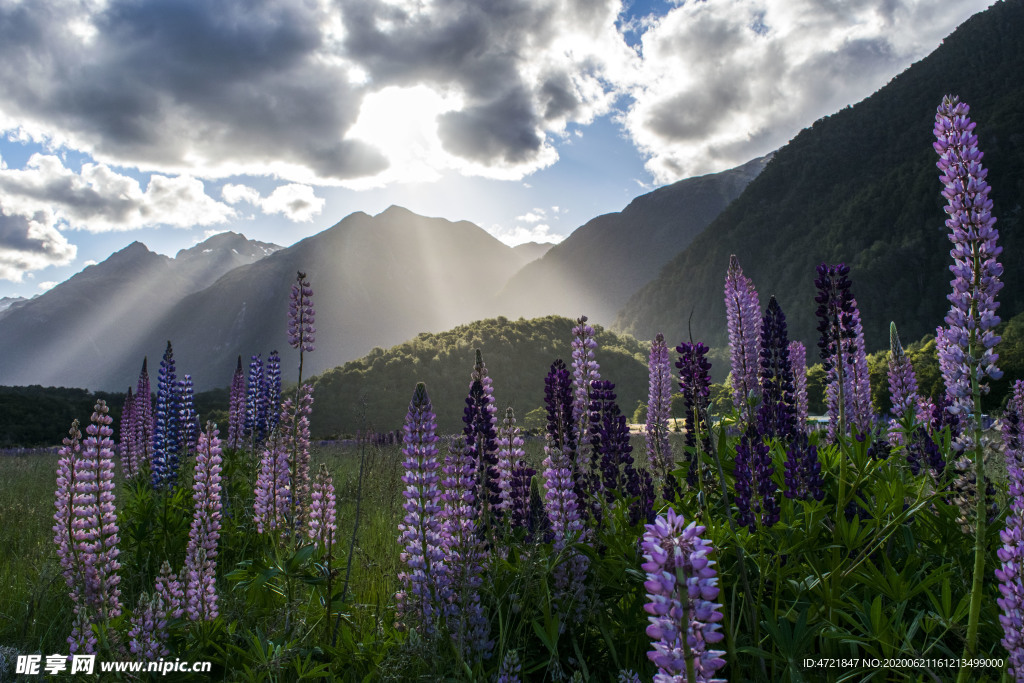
<box><xmin>441</xmin><ymin>435</ymin><xmax>493</xmax><ymax>660</ymax></box>
<box><xmin>128</xmin><ymin>592</ymin><xmax>170</xmax><ymax>660</ymax></box>
<box><xmin>464</xmin><ymin>350</ymin><xmax>500</xmax><ymax>522</ymax></box>
<box><xmin>676</xmin><ymin>341</ymin><xmax>713</xmax><ymax>487</ymax></box>
<box><xmin>54</xmin><ymin>420</ymin><xmax>84</xmax><ymax>601</ymax></box>
<box><xmin>589</xmin><ymin>380</ymin><xmax>638</xmax><ymax>503</ymax></box>
<box><xmin>151</xmin><ymin>341</ymin><xmax>181</xmax><ymax>490</ymax></box>
<box><xmin>396</xmin><ymin>383</ymin><xmax>448</xmax><ymax>636</ymax></box>
<box><xmin>288</xmin><ymin>270</ymin><xmax>316</xmax><ymax>353</ymax></box>
<box><xmin>641</xmin><ymin>508</ymin><xmax>726</xmax><ymax>683</ymax></box>
<box><xmin>245</xmin><ymin>354</ymin><xmax>266</xmax><ymax>443</ymax></box>
<box><xmin>734</xmin><ymin>426</ymin><xmax>779</xmax><ymax>532</ymax></box>
<box><xmin>997</xmin><ymin>380</ymin><xmax>1024</xmax><ymax>679</ymax></box>
<box><xmin>132</xmin><ymin>357</ymin><xmax>154</xmax><ymax>480</ymax></box>
<box><xmin>789</xmin><ymin>341</ymin><xmax>809</xmax><ymax>433</ymax></box>
<box><xmin>78</xmin><ymin>401</ymin><xmax>122</xmax><ymax>620</ymax></box>
<box><xmin>69</xmin><ymin>608</ymin><xmax>98</xmax><ymax>655</ymax></box>
<box><xmin>179</xmin><ymin>374</ymin><xmax>199</xmax><ymax>457</ymax></box>
<box><xmin>542</xmin><ymin>413</ymin><xmax>589</xmax><ymax>625</ymax></box>
<box><xmin>155</xmin><ymin>560</ymin><xmax>184</xmax><ymax>620</ymax></box>
<box><xmin>725</xmin><ymin>254</ymin><xmax>761</xmax><ymax>423</ymax></box>
<box><xmin>227</xmin><ymin>356</ymin><xmax>246</xmax><ymax>449</ymax></box>
<box><xmin>646</xmin><ymin>333</ymin><xmax>674</xmax><ymax>482</ymax></box>
<box><xmin>495</xmin><ymin>650</ymin><xmax>522</xmax><ymax>683</ymax></box>
<box><xmin>783</xmin><ymin>431</ymin><xmax>824</xmax><ymax>502</ymax></box>
<box><xmin>887</xmin><ymin>323</ymin><xmax>920</xmax><ymax>447</ymax></box>
<box><xmin>119</xmin><ymin>387</ymin><xmax>136</xmax><ymax>479</ymax></box>
<box><xmin>495</xmin><ymin>407</ymin><xmax>525</xmax><ymax>515</ymax></box>
<box><xmin>934</xmin><ymin>95</ymin><xmax>1003</xmax><ymax>429</ymax></box>
<box><xmin>264</xmin><ymin>350</ymin><xmax>282</xmax><ymax>434</ymax></box>
<box><xmin>283</xmin><ymin>384</ymin><xmax>314</xmax><ymax>529</ymax></box>
<box><xmin>253</xmin><ymin>427</ymin><xmax>291</xmax><ymax>535</ymax></box>
<box><xmin>845</xmin><ymin>304</ymin><xmax>873</xmax><ymax>435</ymax></box>
<box><xmin>185</xmin><ymin>422</ymin><xmax>223</xmax><ymax>621</ymax></box>
<box><xmin>308</xmin><ymin>463</ymin><xmax>337</xmax><ymax>549</ymax></box>
<box><xmin>571</xmin><ymin>316</ymin><xmax>600</xmax><ymax>469</ymax></box>
<box><xmin>757</xmin><ymin>296</ymin><xmax>797</xmax><ymax>441</ymax></box>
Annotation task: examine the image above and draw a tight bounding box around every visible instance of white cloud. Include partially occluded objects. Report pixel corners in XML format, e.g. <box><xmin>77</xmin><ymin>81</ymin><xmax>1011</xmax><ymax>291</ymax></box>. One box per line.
<box><xmin>0</xmin><ymin>154</ymin><xmax>235</xmax><ymax>232</ymax></box>
<box><xmin>516</xmin><ymin>209</ymin><xmax>547</xmax><ymax>223</ymax></box>
<box><xmin>261</xmin><ymin>184</ymin><xmax>325</xmax><ymax>222</ymax></box>
<box><xmin>0</xmin><ymin>208</ymin><xmax>77</xmax><ymax>282</ymax></box>
<box><xmin>83</xmin><ymin>259</ymin><xmax>97</xmax><ymax>266</ymax></box>
<box><xmin>221</xmin><ymin>183</ymin><xmax>263</xmax><ymax>205</ymax></box>
<box><xmin>622</xmin><ymin>0</ymin><xmax>995</xmax><ymax>181</ymax></box>
<box><xmin>38</xmin><ymin>280</ymin><xmax>58</xmax><ymax>291</ymax></box>
<box><xmin>488</xmin><ymin>221</ymin><xmax>565</xmax><ymax>247</ymax></box>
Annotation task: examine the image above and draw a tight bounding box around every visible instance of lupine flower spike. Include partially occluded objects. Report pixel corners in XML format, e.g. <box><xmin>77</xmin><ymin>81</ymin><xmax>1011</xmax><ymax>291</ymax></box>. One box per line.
<box><xmin>396</xmin><ymin>383</ymin><xmax>447</xmax><ymax>636</ymax></box>
<box><xmin>676</xmin><ymin>342</ymin><xmax>713</xmax><ymax>488</ymax></box>
<box><xmin>185</xmin><ymin>422</ymin><xmax>223</xmax><ymax>621</ymax></box>
<box><xmin>641</xmin><ymin>508</ymin><xmax>726</xmax><ymax>683</ymax></box>
<box><xmin>289</xmin><ymin>270</ymin><xmax>316</xmax><ymax>387</ymax></box>
<box><xmin>228</xmin><ymin>356</ymin><xmax>246</xmax><ymax>449</ymax></box>
<box><xmin>646</xmin><ymin>333</ymin><xmax>674</xmax><ymax>485</ymax></box>
<box><xmin>131</xmin><ymin>357</ymin><xmax>154</xmax><ymax>479</ymax></box>
<box><xmin>934</xmin><ymin>95</ymin><xmax>1004</xmax><ymax>662</ymax></box>
<box><xmin>119</xmin><ymin>387</ymin><xmax>136</xmax><ymax>478</ymax></box>
<box><xmin>997</xmin><ymin>381</ymin><xmax>1024</xmax><ymax>680</ymax></box>
<box><xmin>724</xmin><ymin>254</ymin><xmax>761</xmax><ymax>425</ymax></box>
<box><xmin>789</xmin><ymin>341</ymin><xmax>809</xmax><ymax>433</ymax></box>
<box><xmin>571</xmin><ymin>315</ymin><xmax>600</xmax><ymax>471</ymax></box>
<box><xmin>152</xmin><ymin>341</ymin><xmax>181</xmax><ymax>490</ymax></box>
<box><xmin>757</xmin><ymin>296</ymin><xmax>797</xmax><ymax>441</ymax></box>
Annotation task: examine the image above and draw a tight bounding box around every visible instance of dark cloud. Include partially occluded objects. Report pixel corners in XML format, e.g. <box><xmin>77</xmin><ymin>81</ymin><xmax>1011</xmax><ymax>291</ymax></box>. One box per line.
<box><xmin>438</xmin><ymin>88</ymin><xmax>544</xmax><ymax>164</ymax></box>
<box><xmin>0</xmin><ymin>0</ymin><xmax>386</xmax><ymax>180</ymax></box>
<box><xmin>0</xmin><ymin>208</ymin><xmax>76</xmax><ymax>280</ymax></box>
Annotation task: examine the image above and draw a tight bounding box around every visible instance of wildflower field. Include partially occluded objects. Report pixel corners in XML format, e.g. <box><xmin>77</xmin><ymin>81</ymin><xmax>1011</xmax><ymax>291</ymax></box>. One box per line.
<box><xmin>1</xmin><ymin>96</ymin><xmax>1022</xmax><ymax>682</ymax></box>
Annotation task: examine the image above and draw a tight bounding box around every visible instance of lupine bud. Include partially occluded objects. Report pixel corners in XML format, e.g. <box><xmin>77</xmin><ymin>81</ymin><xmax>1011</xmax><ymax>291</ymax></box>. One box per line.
<box><xmin>132</xmin><ymin>357</ymin><xmax>154</xmax><ymax>479</ymax></box>
<box><xmin>724</xmin><ymin>254</ymin><xmax>761</xmax><ymax>423</ymax></box>
<box><xmin>641</xmin><ymin>508</ymin><xmax>726</xmax><ymax>682</ymax></box>
<box><xmin>119</xmin><ymin>387</ymin><xmax>136</xmax><ymax>478</ymax></box>
<box><xmin>285</xmin><ymin>384</ymin><xmax>314</xmax><ymax>528</ymax></box>
<box><xmin>185</xmin><ymin>423</ymin><xmax>223</xmax><ymax>621</ymax></box>
<box><xmin>155</xmin><ymin>560</ymin><xmax>184</xmax><ymax>620</ymax></box>
<box><xmin>128</xmin><ymin>592</ymin><xmax>169</xmax><ymax>660</ymax></box>
<box><xmin>308</xmin><ymin>463</ymin><xmax>337</xmax><ymax>549</ymax></box>
<box><xmin>676</xmin><ymin>341</ymin><xmax>713</xmax><ymax>486</ymax></box>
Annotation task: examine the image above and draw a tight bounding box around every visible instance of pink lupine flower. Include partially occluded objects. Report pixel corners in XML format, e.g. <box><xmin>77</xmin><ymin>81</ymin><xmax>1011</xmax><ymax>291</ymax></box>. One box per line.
<box><xmin>185</xmin><ymin>423</ymin><xmax>223</xmax><ymax>621</ymax></box>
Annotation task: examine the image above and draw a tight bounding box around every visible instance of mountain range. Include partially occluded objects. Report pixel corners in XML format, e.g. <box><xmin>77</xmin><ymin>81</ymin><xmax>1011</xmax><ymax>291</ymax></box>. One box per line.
<box><xmin>0</xmin><ymin>0</ymin><xmax>1021</xmax><ymax>395</ymax></box>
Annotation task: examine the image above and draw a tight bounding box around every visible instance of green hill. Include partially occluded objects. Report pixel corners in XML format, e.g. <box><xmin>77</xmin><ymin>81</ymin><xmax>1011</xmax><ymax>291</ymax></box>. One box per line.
<box><xmin>310</xmin><ymin>316</ymin><xmax>651</xmax><ymax>437</ymax></box>
<box><xmin>615</xmin><ymin>0</ymin><xmax>1024</xmax><ymax>359</ymax></box>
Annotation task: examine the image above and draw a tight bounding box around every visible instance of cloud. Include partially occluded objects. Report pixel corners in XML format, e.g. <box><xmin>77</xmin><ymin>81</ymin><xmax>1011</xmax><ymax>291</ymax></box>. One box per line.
<box><xmin>517</xmin><ymin>209</ymin><xmax>547</xmax><ymax>223</ymax></box>
<box><xmin>488</xmin><ymin>221</ymin><xmax>565</xmax><ymax>247</ymax></box>
<box><xmin>0</xmin><ymin>154</ymin><xmax>235</xmax><ymax>232</ymax></box>
<box><xmin>622</xmin><ymin>0</ymin><xmax>995</xmax><ymax>181</ymax></box>
<box><xmin>220</xmin><ymin>182</ymin><xmax>325</xmax><ymax>222</ymax></box>
<box><xmin>38</xmin><ymin>280</ymin><xmax>58</xmax><ymax>291</ymax></box>
<box><xmin>0</xmin><ymin>208</ymin><xmax>77</xmax><ymax>282</ymax></box>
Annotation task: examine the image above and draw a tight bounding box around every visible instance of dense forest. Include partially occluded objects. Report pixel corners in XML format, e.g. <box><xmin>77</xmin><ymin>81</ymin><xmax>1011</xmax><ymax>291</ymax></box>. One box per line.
<box><xmin>616</xmin><ymin>0</ymin><xmax>1024</xmax><ymax>358</ymax></box>
<box><xmin>310</xmin><ymin>315</ymin><xmax>650</xmax><ymax>436</ymax></box>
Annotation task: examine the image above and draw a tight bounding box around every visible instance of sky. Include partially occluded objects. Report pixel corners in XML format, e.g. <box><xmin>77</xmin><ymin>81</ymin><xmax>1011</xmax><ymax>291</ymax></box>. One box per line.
<box><xmin>0</xmin><ymin>0</ymin><xmax>997</xmax><ymax>300</ymax></box>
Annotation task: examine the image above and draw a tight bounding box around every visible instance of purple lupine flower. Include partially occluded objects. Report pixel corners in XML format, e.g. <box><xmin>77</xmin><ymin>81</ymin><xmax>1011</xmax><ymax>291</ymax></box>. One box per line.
<box><xmin>495</xmin><ymin>650</ymin><xmax>522</xmax><ymax>683</ymax></box>
<box><xmin>463</xmin><ymin>350</ymin><xmax>500</xmax><ymax>521</ymax></box>
<box><xmin>734</xmin><ymin>426</ymin><xmax>779</xmax><ymax>532</ymax></box>
<box><xmin>933</xmin><ymin>95</ymin><xmax>1003</xmax><ymax>431</ymax></box>
<box><xmin>641</xmin><ymin>508</ymin><xmax>726</xmax><ymax>683</ymax></box>
<box><xmin>757</xmin><ymin>296</ymin><xmax>797</xmax><ymax>441</ymax></box>
<box><xmin>308</xmin><ymin>463</ymin><xmax>337</xmax><ymax>549</ymax></box>
<box><xmin>54</xmin><ymin>420</ymin><xmax>83</xmax><ymax>601</ymax></box>
<box><xmin>783</xmin><ymin>431</ymin><xmax>824</xmax><ymax>502</ymax></box>
<box><xmin>789</xmin><ymin>341</ymin><xmax>809</xmax><ymax>433</ymax></box>
<box><xmin>542</xmin><ymin>421</ymin><xmax>589</xmax><ymax>625</ymax></box>
<box><xmin>545</xmin><ymin>360</ymin><xmax>577</xmax><ymax>456</ymax></box>
<box><xmin>724</xmin><ymin>254</ymin><xmax>761</xmax><ymax>423</ymax></box>
<box><xmin>152</xmin><ymin>341</ymin><xmax>182</xmax><ymax>489</ymax></box>
<box><xmin>571</xmin><ymin>316</ymin><xmax>600</xmax><ymax>471</ymax></box>
<box><xmin>119</xmin><ymin>387</ymin><xmax>136</xmax><ymax>479</ymax></box>
<box><xmin>128</xmin><ymin>592</ymin><xmax>169</xmax><ymax>660</ymax></box>
<box><xmin>617</xmin><ymin>671</ymin><xmax>641</xmax><ymax>683</ymax></box>
<box><xmin>441</xmin><ymin>435</ymin><xmax>493</xmax><ymax>660</ymax></box>
<box><xmin>185</xmin><ymin>422</ymin><xmax>223</xmax><ymax>621</ymax></box>
<box><xmin>590</xmin><ymin>380</ymin><xmax>641</xmax><ymax>505</ymax></box>
<box><xmin>289</xmin><ymin>271</ymin><xmax>316</xmax><ymax>353</ymax></box>
<box><xmin>264</xmin><ymin>350</ymin><xmax>282</xmax><ymax>434</ymax></box>
<box><xmin>245</xmin><ymin>354</ymin><xmax>266</xmax><ymax>444</ymax></box>
<box><xmin>495</xmin><ymin>407</ymin><xmax>526</xmax><ymax>517</ymax></box>
<box><xmin>227</xmin><ymin>356</ymin><xmax>246</xmax><ymax>450</ymax></box>
<box><xmin>179</xmin><ymin>374</ymin><xmax>199</xmax><ymax>457</ymax></box>
<box><xmin>646</xmin><ymin>333</ymin><xmax>674</xmax><ymax>482</ymax></box>
<box><xmin>69</xmin><ymin>608</ymin><xmax>97</xmax><ymax>655</ymax></box>
<box><xmin>285</xmin><ymin>383</ymin><xmax>314</xmax><ymax>530</ymax></box>
<box><xmin>676</xmin><ymin>341</ymin><xmax>713</xmax><ymax>487</ymax></box>
<box><xmin>155</xmin><ymin>560</ymin><xmax>184</xmax><ymax>620</ymax></box>
<box><xmin>396</xmin><ymin>383</ymin><xmax>448</xmax><ymax>637</ymax></box>
<box><xmin>253</xmin><ymin>427</ymin><xmax>291</xmax><ymax>535</ymax></box>
<box><xmin>132</xmin><ymin>357</ymin><xmax>154</xmax><ymax>480</ymax></box>
<box><xmin>845</xmin><ymin>305</ymin><xmax>874</xmax><ymax>435</ymax></box>
<box><xmin>80</xmin><ymin>401</ymin><xmax>122</xmax><ymax>621</ymax></box>
<box><xmin>888</xmin><ymin>323</ymin><xmax>919</xmax><ymax>423</ymax></box>
<box><xmin>997</xmin><ymin>381</ymin><xmax>1024</xmax><ymax>679</ymax></box>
